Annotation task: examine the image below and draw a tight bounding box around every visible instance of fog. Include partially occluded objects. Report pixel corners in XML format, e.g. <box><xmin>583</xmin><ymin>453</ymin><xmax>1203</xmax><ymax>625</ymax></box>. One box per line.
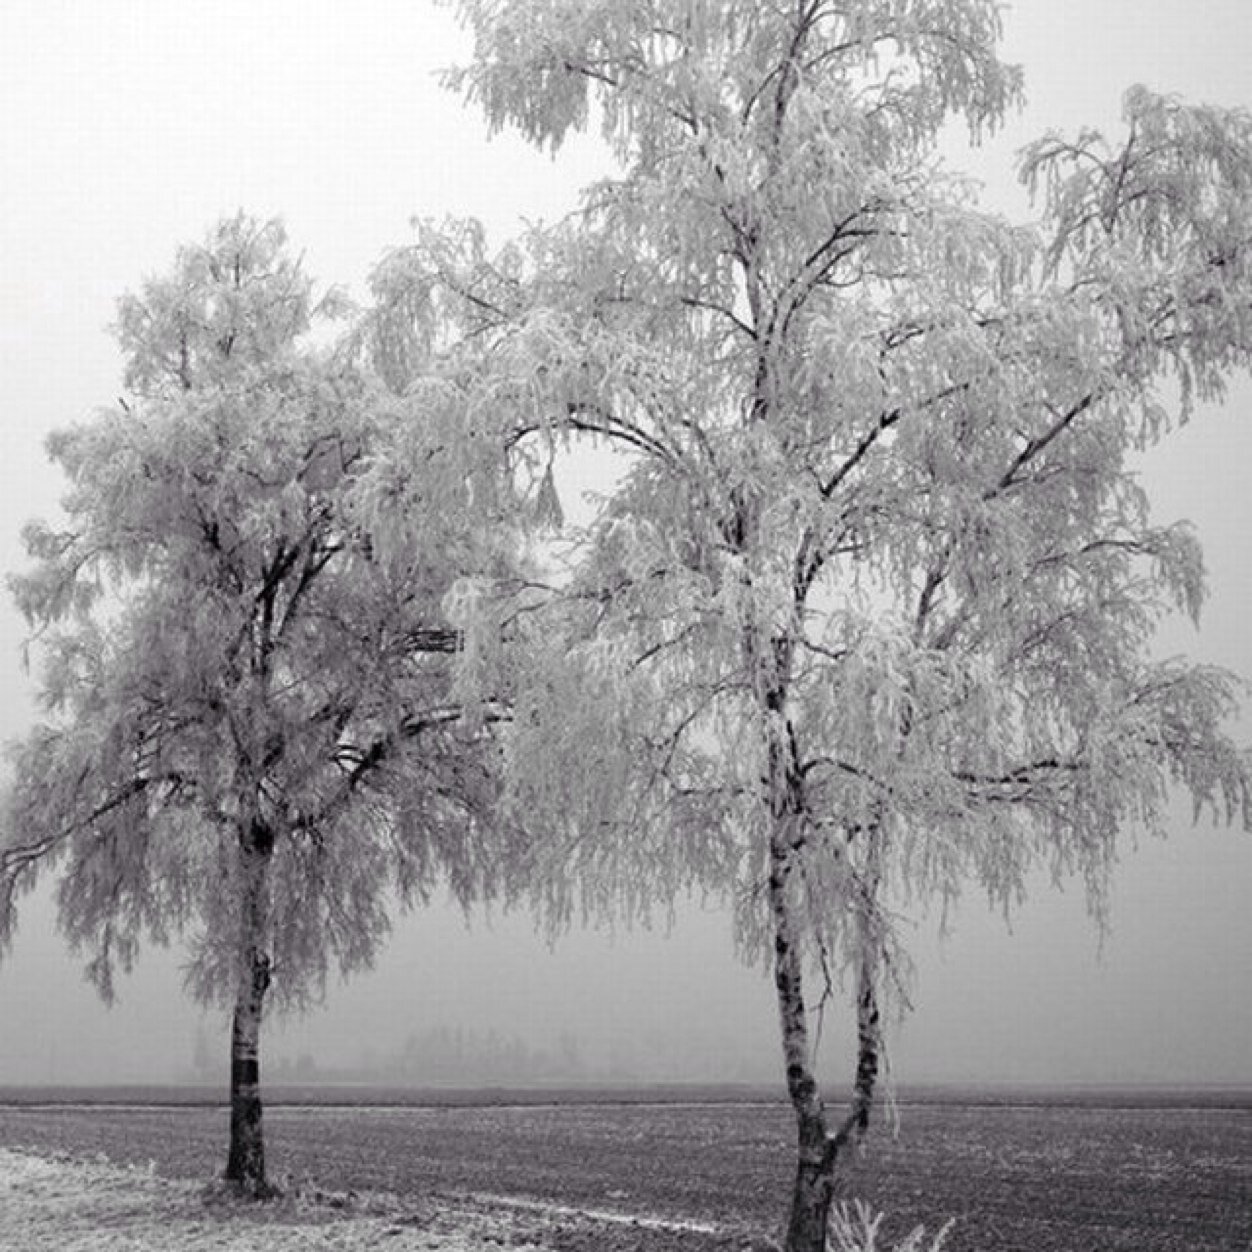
<box><xmin>1</xmin><ymin>0</ymin><xmax>1250</xmax><ymax>1091</ymax></box>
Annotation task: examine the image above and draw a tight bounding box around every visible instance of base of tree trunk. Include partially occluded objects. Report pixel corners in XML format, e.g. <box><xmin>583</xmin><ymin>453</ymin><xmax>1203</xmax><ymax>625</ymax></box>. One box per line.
<box><xmin>785</xmin><ymin>1156</ymin><xmax>835</xmax><ymax>1252</ymax></box>
<box><xmin>222</xmin><ymin>1172</ymin><xmax>281</xmax><ymax>1201</ymax></box>
<box><xmin>226</xmin><ymin>1055</ymin><xmax>272</xmax><ymax>1199</ymax></box>
<box><xmin>225</xmin><ymin>1121</ymin><xmax>276</xmax><ymax>1196</ymax></box>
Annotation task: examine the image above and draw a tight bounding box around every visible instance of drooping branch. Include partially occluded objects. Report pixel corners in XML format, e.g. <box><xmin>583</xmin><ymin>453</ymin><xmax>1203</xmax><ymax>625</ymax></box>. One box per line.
<box><xmin>0</xmin><ymin>767</ymin><xmax>190</xmax><ymax>952</ymax></box>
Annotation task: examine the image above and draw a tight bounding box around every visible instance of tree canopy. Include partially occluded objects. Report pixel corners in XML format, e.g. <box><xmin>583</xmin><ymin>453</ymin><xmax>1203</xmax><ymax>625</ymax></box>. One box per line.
<box><xmin>1</xmin><ymin>3</ymin><xmax>1249</xmax><ymax>1243</ymax></box>
<box><xmin>367</xmin><ymin>3</ymin><xmax>1252</xmax><ymax>1247</ymax></box>
<box><xmin>0</xmin><ymin>215</ymin><xmax>516</xmax><ymax>1192</ymax></box>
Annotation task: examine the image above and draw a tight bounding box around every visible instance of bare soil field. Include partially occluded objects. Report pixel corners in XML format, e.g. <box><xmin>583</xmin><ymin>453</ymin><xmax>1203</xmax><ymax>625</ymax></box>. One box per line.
<box><xmin>0</xmin><ymin>1094</ymin><xmax>1248</xmax><ymax>1251</ymax></box>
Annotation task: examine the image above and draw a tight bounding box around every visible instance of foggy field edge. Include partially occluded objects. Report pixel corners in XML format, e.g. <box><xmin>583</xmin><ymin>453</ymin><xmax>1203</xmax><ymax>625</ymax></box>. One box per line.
<box><xmin>2</xmin><ymin>1079</ymin><xmax>1250</xmax><ymax>1111</ymax></box>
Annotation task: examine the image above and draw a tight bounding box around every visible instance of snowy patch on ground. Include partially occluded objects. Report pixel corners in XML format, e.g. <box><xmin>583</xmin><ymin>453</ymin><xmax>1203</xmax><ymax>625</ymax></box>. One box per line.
<box><xmin>463</xmin><ymin>1190</ymin><xmax>719</xmax><ymax>1234</ymax></box>
<box><xmin>0</xmin><ymin>1148</ymin><xmax>551</xmax><ymax>1251</ymax></box>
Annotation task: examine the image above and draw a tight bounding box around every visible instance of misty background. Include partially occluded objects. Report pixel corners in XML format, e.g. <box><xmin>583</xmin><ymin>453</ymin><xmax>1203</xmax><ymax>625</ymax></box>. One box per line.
<box><xmin>0</xmin><ymin>0</ymin><xmax>1249</xmax><ymax>1090</ymax></box>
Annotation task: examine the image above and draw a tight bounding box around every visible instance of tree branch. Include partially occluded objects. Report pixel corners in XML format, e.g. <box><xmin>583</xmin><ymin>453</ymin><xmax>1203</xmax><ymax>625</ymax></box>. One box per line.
<box><xmin>990</xmin><ymin>393</ymin><xmax>1096</xmax><ymax>496</ymax></box>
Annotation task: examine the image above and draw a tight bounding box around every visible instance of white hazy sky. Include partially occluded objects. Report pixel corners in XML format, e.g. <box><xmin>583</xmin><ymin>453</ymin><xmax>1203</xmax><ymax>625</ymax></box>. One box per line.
<box><xmin>0</xmin><ymin>0</ymin><xmax>1250</xmax><ymax>1089</ymax></box>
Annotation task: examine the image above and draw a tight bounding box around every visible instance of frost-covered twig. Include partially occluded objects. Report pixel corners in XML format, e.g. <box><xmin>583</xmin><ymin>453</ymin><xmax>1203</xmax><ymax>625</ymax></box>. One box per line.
<box><xmin>827</xmin><ymin>1199</ymin><xmax>954</xmax><ymax>1252</ymax></box>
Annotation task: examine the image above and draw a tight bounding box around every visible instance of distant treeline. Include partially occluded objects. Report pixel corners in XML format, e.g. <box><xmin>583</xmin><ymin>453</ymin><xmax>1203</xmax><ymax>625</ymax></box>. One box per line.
<box><xmin>193</xmin><ymin>1025</ymin><xmax>593</xmax><ymax>1087</ymax></box>
<box><xmin>390</xmin><ymin>1025</ymin><xmax>587</xmax><ymax>1084</ymax></box>
<box><xmin>311</xmin><ymin>1026</ymin><xmax>588</xmax><ymax>1086</ymax></box>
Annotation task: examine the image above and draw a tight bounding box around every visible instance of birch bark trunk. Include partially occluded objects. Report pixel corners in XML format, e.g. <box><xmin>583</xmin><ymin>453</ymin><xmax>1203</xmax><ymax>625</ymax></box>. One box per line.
<box><xmin>769</xmin><ymin>821</ymin><xmax>839</xmax><ymax>1252</ymax></box>
<box><xmin>761</xmin><ymin>681</ymin><xmax>840</xmax><ymax>1252</ymax></box>
<box><xmin>853</xmin><ymin>950</ymin><xmax>880</xmax><ymax>1134</ymax></box>
<box><xmin>224</xmin><ymin>823</ymin><xmax>274</xmax><ymax>1197</ymax></box>
<box><xmin>852</xmin><ymin>834</ymin><xmax>884</xmax><ymax>1136</ymax></box>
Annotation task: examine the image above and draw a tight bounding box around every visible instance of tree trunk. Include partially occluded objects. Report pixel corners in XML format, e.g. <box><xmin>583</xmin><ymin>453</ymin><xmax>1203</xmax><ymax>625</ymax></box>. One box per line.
<box><xmin>769</xmin><ymin>826</ymin><xmax>837</xmax><ymax>1252</ymax></box>
<box><xmin>852</xmin><ymin>836</ymin><xmax>883</xmax><ymax>1136</ymax></box>
<box><xmin>224</xmin><ymin>826</ymin><xmax>275</xmax><ymax>1197</ymax></box>
<box><xmin>853</xmin><ymin>948</ymin><xmax>880</xmax><ymax>1134</ymax></box>
<box><xmin>751</xmin><ymin>618</ymin><xmax>842</xmax><ymax>1252</ymax></box>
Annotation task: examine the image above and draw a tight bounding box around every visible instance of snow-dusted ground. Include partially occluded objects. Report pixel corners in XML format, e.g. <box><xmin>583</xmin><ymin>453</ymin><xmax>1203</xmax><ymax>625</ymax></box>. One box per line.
<box><xmin>0</xmin><ymin>1147</ymin><xmax>962</xmax><ymax>1252</ymax></box>
<box><xmin>0</xmin><ymin>1148</ymin><xmax>554</xmax><ymax>1251</ymax></box>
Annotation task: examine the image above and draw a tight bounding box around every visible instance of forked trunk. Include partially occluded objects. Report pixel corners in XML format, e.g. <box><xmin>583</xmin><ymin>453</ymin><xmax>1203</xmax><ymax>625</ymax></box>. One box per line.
<box><xmin>767</xmin><ymin>814</ymin><xmax>884</xmax><ymax>1250</ymax></box>
<box><xmin>769</xmin><ymin>827</ymin><xmax>838</xmax><ymax>1252</ymax></box>
<box><xmin>754</xmin><ymin>624</ymin><xmax>843</xmax><ymax>1252</ymax></box>
<box><xmin>224</xmin><ymin>828</ymin><xmax>275</xmax><ymax>1197</ymax></box>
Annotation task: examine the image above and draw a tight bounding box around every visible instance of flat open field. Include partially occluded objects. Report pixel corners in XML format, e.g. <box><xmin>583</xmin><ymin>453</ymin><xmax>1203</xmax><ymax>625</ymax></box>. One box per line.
<box><xmin>0</xmin><ymin>1088</ymin><xmax>1249</xmax><ymax>1251</ymax></box>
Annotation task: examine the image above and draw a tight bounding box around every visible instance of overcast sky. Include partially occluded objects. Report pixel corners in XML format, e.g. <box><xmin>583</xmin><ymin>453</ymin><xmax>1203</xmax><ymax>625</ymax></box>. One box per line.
<box><xmin>0</xmin><ymin>0</ymin><xmax>1250</xmax><ymax>1089</ymax></box>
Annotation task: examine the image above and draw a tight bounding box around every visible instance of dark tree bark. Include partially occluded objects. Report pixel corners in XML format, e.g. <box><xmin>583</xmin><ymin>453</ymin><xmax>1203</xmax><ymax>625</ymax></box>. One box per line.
<box><xmin>762</xmin><ymin>663</ymin><xmax>885</xmax><ymax>1251</ymax></box>
<box><xmin>770</xmin><ymin>856</ymin><xmax>885</xmax><ymax>1252</ymax></box>
<box><xmin>769</xmin><ymin>827</ymin><xmax>839</xmax><ymax>1252</ymax></box>
<box><xmin>852</xmin><ymin>845</ymin><xmax>883</xmax><ymax>1138</ymax></box>
<box><xmin>224</xmin><ymin>823</ymin><xmax>275</xmax><ymax>1197</ymax></box>
<box><xmin>761</xmin><ymin>667</ymin><xmax>840</xmax><ymax>1252</ymax></box>
<box><xmin>853</xmin><ymin>949</ymin><xmax>881</xmax><ymax>1139</ymax></box>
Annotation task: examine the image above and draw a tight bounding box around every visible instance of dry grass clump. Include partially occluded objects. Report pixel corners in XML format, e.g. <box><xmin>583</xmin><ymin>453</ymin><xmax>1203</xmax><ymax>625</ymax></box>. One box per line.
<box><xmin>828</xmin><ymin>1200</ymin><xmax>953</xmax><ymax>1252</ymax></box>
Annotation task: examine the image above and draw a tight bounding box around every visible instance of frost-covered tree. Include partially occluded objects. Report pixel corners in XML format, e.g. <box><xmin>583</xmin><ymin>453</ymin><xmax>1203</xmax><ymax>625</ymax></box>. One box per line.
<box><xmin>0</xmin><ymin>216</ymin><xmax>512</xmax><ymax>1196</ymax></box>
<box><xmin>362</xmin><ymin>3</ymin><xmax>1252</xmax><ymax>1247</ymax></box>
